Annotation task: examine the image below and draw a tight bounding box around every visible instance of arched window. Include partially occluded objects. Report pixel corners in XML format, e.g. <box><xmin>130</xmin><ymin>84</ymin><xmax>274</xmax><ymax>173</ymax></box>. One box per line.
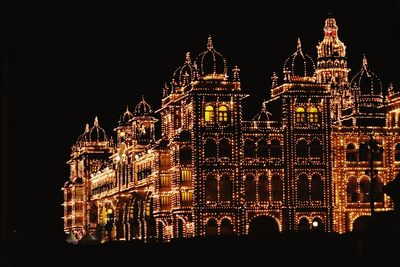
<box><xmin>311</xmin><ymin>174</ymin><xmax>323</xmax><ymax>201</ymax></box>
<box><xmin>220</xmin><ymin>174</ymin><xmax>232</xmax><ymax>202</ymax></box>
<box><xmin>204</xmin><ymin>139</ymin><xmax>217</xmax><ymax>158</ymax></box>
<box><xmin>310</xmin><ymin>139</ymin><xmax>322</xmax><ymax>157</ymax></box>
<box><xmin>296</xmin><ymin>107</ymin><xmax>306</xmax><ymax>123</ymax></box>
<box><xmin>297</xmin><ymin>174</ymin><xmax>309</xmax><ymax>201</ymax></box>
<box><xmin>298</xmin><ymin>217</ymin><xmax>310</xmax><ymax>231</ymax></box>
<box><xmin>220</xmin><ymin>218</ymin><xmax>233</xmax><ymax>235</ymax></box>
<box><xmin>308</xmin><ymin>107</ymin><xmax>319</xmax><ymax>123</ymax></box>
<box><xmin>270</xmin><ymin>140</ymin><xmax>282</xmax><ymax>158</ymax></box>
<box><xmin>219</xmin><ymin>138</ymin><xmax>232</xmax><ymax>158</ymax></box>
<box><xmin>205</xmin><ymin>175</ymin><xmax>217</xmax><ymax>202</ymax></box>
<box><xmin>257</xmin><ymin>139</ymin><xmax>268</xmax><ymax>158</ymax></box>
<box><xmin>271</xmin><ymin>175</ymin><xmax>283</xmax><ymax>201</ymax></box>
<box><xmin>258</xmin><ymin>174</ymin><xmax>269</xmax><ymax>201</ymax></box>
<box><xmin>205</xmin><ymin>219</ymin><xmax>217</xmax><ymax>236</ymax></box>
<box><xmin>244</xmin><ymin>174</ymin><xmax>256</xmax><ymax>201</ymax></box>
<box><xmin>179</xmin><ymin>146</ymin><xmax>192</xmax><ymax>165</ymax></box>
<box><xmin>218</xmin><ymin>106</ymin><xmax>229</xmax><ymax>123</ymax></box>
<box><xmin>346</xmin><ymin>143</ymin><xmax>357</xmax><ymax>162</ymax></box>
<box><xmin>347</xmin><ymin>177</ymin><xmax>358</xmax><ymax>202</ymax></box>
<box><xmin>244</xmin><ymin>139</ymin><xmax>256</xmax><ymax>158</ymax></box>
<box><xmin>372</xmin><ymin>177</ymin><xmax>384</xmax><ymax>202</ymax></box>
<box><xmin>360</xmin><ymin>177</ymin><xmax>370</xmax><ymax>202</ymax></box>
<box><xmin>359</xmin><ymin>143</ymin><xmax>369</xmax><ymax>161</ymax></box>
<box><xmin>395</xmin><ymin>143</ymin><xmax>400</xmax><ymax>161</ymax></box>
<box><xmin>296</xmin><ymin>140</ymin><xmax>308</xmax><ymax>158</ymax></box>
<box><xmin>205</xmin><ymin>105</ymin><xmax>214</xmax><ymax>124</ymax></box>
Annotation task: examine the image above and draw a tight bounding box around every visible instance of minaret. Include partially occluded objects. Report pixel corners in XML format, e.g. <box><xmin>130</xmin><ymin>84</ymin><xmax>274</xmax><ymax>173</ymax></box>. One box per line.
<box><xmin>315</xmin><ymin>12</ymin><xmax>350</xmax><ymax>85</ymax></box>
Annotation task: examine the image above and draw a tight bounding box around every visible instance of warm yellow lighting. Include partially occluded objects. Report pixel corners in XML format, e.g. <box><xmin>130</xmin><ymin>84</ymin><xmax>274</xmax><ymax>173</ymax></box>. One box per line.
<box><xmin>218</xmin><ymin>105</ymin><xmax>228</xmax><ymax>122</ymax></box>
<box><xmin>205</xmin><ymin>105</ymin><xmax>214</xmax><ymax>123</ymax></box>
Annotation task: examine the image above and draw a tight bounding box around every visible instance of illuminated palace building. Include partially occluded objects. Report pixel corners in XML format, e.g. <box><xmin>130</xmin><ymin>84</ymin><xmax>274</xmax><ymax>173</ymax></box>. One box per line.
<box><xmin>63</xmin><ymin>14</ymin><xmax>400</xmax><ymax>242</ymax></box>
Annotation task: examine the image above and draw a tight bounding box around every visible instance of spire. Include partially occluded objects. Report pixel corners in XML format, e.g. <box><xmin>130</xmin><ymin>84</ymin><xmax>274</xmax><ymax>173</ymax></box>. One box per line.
<box><xmin>185</xmin><ymin>52</ymin><xmax>191</xmax><ymax>64</ymax></box>
<box><xmin>94</xmin><ymin>116</ymin><xmax>99</xmax><ymax>127</ymax></box>
<box><xmin>327</xmin><ymin>10</ymin><xmax>334</xmax><ymax>17</ymax></box>
<box><xmin>193</xmin><ymin>61</ymin><xmax>198</xmax><ymax>81</ymax></box>
<box><xmin>141</xmin><ymin>95</ymin><xmax>145</xmax><ymax>102</ymax></box>
<box><xmin>297</xmin><ymin>37</ymin><xmax>302</xmax><ymax>51</ymax></box>
<box><xmin>271</xmin><ymin>72</ymin><xmax>278</xmax><ymax>89</ymax></box>
<box><xmin>85</xmin><ymin>123</ymin><xmax>90</xmax><ymax>133</ymax></box>
<box><xmin>362</xmin><ymin>54</ymin><xmax>368</xmax><ymax>69</ymax></box>
<box><xmin>126</xmin><ymin>105</ymin><xmax>129</xmax><ymax>112</ymax></box>
<box><xmin>207</xmin><ymin>35</ymin><xmax>213</xmax><ymax>50</ymax></box>
<box><xmin>233</xmin><ymin>65</ymin><xmax>240</xmax><ymax>82</ymax></box>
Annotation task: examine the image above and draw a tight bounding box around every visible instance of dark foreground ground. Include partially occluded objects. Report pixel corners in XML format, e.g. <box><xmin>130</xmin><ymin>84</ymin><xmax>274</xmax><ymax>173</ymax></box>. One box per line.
<box><xmin>1</xmin><ymin>231</ymin><xmax>399</xmax><ymax>267</ymax></box>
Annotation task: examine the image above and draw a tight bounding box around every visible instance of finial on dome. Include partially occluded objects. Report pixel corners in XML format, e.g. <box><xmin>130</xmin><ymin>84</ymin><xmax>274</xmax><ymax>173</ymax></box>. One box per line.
<box><xmin>297</xmin><ymin>37</ymin><xmax>302</xmax><ymax>51</ymax></box>
<box><xmin>126</xmin><ymin>105</ymin><xmax>129</xmax><ymax>112</ymax></box>
<box><xmin>262</xmin><ymin>99</ymin><xmax>267</xmax><ymax>110</ymax></box>
<box><xmin>328</xmin><ymin>10</ymin><xmax>334</xmax><ymax>17</ymax></box>
<box><xmin>141</xmin><ymin>95</ymin><xmax>145</xmax><ymax>101</ymax></box>
<box><xmin>85</xmin><ymin>123</ymin><xmax>90</xmax><ymax>133</ymax></box>
<box><xmin>362</xmin><ymin>54</ymin><xmax>368</xmax><ymax>69</ymax></box>
<box><xmin>207</xmin><ymin>35</ymin><xmax>213</xmax><ymax>50</ymax></box>
<box><xmin>94</xmin><ymin>116</ymin><xmax>99</xmax><ymax>127</ymax></box>
<box><xmin>185</xmin><ymin>52</ymin><xmax>191</xmax><ymax>64</ymax></box>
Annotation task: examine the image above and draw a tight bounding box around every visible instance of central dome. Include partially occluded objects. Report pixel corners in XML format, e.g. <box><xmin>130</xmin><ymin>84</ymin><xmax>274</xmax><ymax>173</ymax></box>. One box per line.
<box><xmin>283</xmin><ymin>38</ymin><xmax>316</xmax><ymax>81</ymax></box>
<box><xmin>197</xmin><ymin>36</ymin><xmax>227</xmax><ymax>78</ymax></box>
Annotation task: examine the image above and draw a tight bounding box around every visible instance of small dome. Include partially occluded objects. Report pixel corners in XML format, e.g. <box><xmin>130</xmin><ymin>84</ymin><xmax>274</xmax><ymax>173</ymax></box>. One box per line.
<box><xmin>350</xmin><ymin>55</ymin><xmax>382</xmax><ymax>96</ymax></box>
<box><xmin>118</xmin><ymin>106</ymin><xmax>133</xmax><ymax>126</ymax></box>
<box><xmin>283</xmin><ymin>38</ymin><xmax>316</xmax><ymax>81</ymax></box>
<box><xmin>134</xmin><ymin>95</ymin><xmax>153</xmax><ymax>116</ymax></box>
<box><xmin>173</xmin><ymin>52</ymin><xmax>196</xmax><ymax>87</ymax></box>
<box><xmin>89</xmin><ymin>116</ymin><xmax>108</xmax><ymax>142</ymax></box>
<box><xmin>197</xmin><ymin>36</ymin><xmax>227</xmax><ymax>78</ymax></box>
<box><xmin>253</xmin><ymin>101</ymin><xmax>271</xmax><ymax>122</ymax></box>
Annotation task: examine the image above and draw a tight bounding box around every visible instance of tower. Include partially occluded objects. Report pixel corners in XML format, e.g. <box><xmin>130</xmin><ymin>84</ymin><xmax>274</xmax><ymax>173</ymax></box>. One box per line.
<box><xmin>315</xmin><ymin>12</ymin><xmax>349</xmax><ymax>85</ymax></box>
<box><xmin>271</xmin><ymin>39</ymin><xmax>333</xmax><ymax>231</ymax></box>
<box><xmin>62</xmin><ymin>117</ymin><xmax>113</xmax><ymax>238</ymax></box>
<box><xmin>316</xmin><ymin>13</ymin><xmax>351</xmax><ymax>123</ymax></box>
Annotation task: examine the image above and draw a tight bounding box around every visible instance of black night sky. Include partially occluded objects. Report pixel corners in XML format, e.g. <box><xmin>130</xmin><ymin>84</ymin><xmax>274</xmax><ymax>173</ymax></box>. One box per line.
<box><xmin>2</xmin><ymin>1</ymin><xmax>400</xmax><ymax>245</ymax></box>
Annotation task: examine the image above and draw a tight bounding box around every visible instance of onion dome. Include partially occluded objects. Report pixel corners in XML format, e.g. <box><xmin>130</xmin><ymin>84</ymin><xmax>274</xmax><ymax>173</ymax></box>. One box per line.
<box><xmin>134</xmin><ymin>95</ymin><xmax>153</xmax><ymax>116</ymax></box>
<box><xmin>253</xmin><ymin>101</ymin><xmax>271</xmax><ymax>122</ymax></box>
<box><xmin>283</xmin><ymin>38</ymin><xmax>316</xmax><ymax>81</ymax></box>
<box><xmin>89</xmin><ymin>116</ymin><xmax>108</xmax><ymax>142</ymax></box>
<box><xmin>197</xmin><ymin>35</ymin><xmax>228</xmax><ymax>78</ymax></box>
<box><xmin>118</xmin><ymin>105</ymin><xmax>133</xmax><ymax>126</ymax></box>
<box><xmin>173</xmin><ymin>52</ymin><xmax>196</xmax><ymax>87</ymax></box>
<box><xmin>350</xmin><ymin>55</ymin><xmax>382</xmax><ymax>96</ymax></box>
<box><xmin>316</xmin><ymin>13</ymin><xmax>346</xmax><ymax>58</ymax></box>
<box><xmin>76</xmin><ymin>123</ymin><xmax>90</xmax><ymax>144</ymax></box>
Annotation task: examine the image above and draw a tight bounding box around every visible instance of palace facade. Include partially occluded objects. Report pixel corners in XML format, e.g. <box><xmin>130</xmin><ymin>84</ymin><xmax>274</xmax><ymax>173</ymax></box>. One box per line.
<box><xmin>62</xmin><ymin>14</ymin><xmax>400</xmax><ymax>242</ymax></box>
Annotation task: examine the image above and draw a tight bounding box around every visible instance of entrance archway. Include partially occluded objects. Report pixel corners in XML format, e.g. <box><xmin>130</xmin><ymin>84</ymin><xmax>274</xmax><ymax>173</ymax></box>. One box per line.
<box><xmin>248</xmin><ymin>216</ymin><xmax>279</xmax><ymax>238</ymax></box>
<box><xmin>353</xmin><ymin>216</ymin><xmax>369</xmax><ymax>232</ymax></box>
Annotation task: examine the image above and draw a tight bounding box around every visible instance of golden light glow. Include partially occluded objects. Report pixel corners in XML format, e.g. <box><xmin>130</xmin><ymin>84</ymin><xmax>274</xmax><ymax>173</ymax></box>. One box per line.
<box><xmin>62</xmin><ymin>17</ymin><xmax>399</xmax><ymax>243</ymax></box>
<box><xmin>205</xmin><ymin>105</ymin><xmax>214</xmax><ymax>123</ymax></box>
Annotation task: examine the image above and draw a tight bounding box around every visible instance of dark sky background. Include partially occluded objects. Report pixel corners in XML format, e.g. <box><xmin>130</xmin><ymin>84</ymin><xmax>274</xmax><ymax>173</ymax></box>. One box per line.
<box><xmin>2</xmin><ymin>1</ymin><xmax>399</xmax><ymax>243</ymax></box>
